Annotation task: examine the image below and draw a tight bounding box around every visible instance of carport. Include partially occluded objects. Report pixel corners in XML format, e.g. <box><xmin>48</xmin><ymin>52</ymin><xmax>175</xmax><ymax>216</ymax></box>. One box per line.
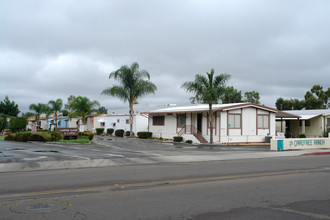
<box><xmin>276</xmin><ymin>111</ymin><xmax>301</xmax><ymax>138</ymax></box>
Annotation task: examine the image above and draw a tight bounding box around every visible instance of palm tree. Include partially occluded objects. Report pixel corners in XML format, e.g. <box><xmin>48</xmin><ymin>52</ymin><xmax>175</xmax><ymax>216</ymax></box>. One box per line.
<box><xmin>181</xmin><ymin>69</ymin><xmax>230</xmax><ymax>144</ymax></box>
<box><xmin>29</xmin><ymin>103</ymin><xmax>48</xmax><ymax>128</ymax></box>
<box><xmin>102</xmin><ymin>62</ymin><xmax>157</xmax><ymax>137</ymax></box>
<box><xmin>48</xmin><ymin>99</ymin><xmax>63</xmax><ymax>129</ymax></box>
<box><xmin>67</xmin><ymin>96</ymin><xmax>100</xmax><ymax>129</ymax></box>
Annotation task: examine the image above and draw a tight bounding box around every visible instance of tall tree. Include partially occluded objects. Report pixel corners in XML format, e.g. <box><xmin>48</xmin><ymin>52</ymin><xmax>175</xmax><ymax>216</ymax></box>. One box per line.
<box><xmin>101</xmin><ymin>62</ymin><xmax>157</xmax><ymax>137</ymax></box>
<box><xmin>243</xmin><ymin>91</ymin><xmax>260</xmax><ymax>104</ymax></box>
<box><xmin>0</xmin><ymin>96</ymin><xmax>20</xmax><ymax>116</ymax></box>
<box><xmin>276</xmin><ymin>98</ymin><xmax>304</xmax><ymax>110</ymax></box>
<box><xmin>48</xmin><ymin>99</ymin><xmax>63</xmax><ymax>129</ymax></box>
<box><xmin>181</xmin><ymin>69</ymin><xmax>230</xmax><ymax>144</ymax></box>
<box><xmin>221</xmin><ymin>86</ymin><xmax>242</xmax><ymax>104</ymax></box>
<box><xmin>67</xmin><ymin>96</ymin><xmax>100</xmax><ymax>128</ymax></box>
<box><xmin>304</xmin><ymin>85</ymin><xmax>329</xmax><ymax>109</ymax></box>
<box><xmin>29</xmin><ymin>103</ymin><xmax>47</xmax><ymax>128</ymax></box>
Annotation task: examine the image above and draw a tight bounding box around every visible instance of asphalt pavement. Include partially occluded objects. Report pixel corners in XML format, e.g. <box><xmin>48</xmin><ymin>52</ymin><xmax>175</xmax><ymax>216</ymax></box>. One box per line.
<box><xmin>0</xmin><ymin>135</ymin><xmax>329</xmax><ymax>172</ymax></box>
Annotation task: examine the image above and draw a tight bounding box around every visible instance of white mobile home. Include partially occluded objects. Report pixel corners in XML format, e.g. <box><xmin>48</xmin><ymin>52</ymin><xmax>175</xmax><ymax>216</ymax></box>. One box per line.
<box><xmin>87</xmin><ymin>114</ymin><xmax>148</xmax><ymax>134</ymax></box>
<box><xmin>276</xmin><ymin>109</ymin><xmax>330</xmax><ymax>138</ymax></box>
<box><xmin>145</xmin><ymin>103</ymin><xmax>297</xmax><ymax>144</ymax></box>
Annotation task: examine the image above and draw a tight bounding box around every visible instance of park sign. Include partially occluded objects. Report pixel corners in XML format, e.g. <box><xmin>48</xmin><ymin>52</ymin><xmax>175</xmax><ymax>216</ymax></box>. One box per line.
<box><xmin>271</xmin><ymin>138</ymin><xmax>330</xmax><ymax>151</ymax></box>
<box><xmin>56</xmin><ymin>128</ymin><xmax>78</xmax><ymax>136</ymax></box>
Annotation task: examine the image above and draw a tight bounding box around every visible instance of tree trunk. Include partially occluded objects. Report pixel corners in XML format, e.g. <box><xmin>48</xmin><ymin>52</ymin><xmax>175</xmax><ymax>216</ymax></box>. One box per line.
<box><xmin>55</xmin><ymin>111</ymin><xmax>58</xmax><ymax>130</ymax></box>
<box><xmin>209</xmin><ymin>103</ymin><xmax>214</xmax><ymax>144</ymax></box>
<box><xmin>129</xmin><ymin>102</ymin><xmax>133</xmax><ymax>138</ymax></box>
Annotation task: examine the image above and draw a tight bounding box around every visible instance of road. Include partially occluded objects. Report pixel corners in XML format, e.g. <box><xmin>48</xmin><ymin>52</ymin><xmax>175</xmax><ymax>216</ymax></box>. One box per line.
<box><xmin>1</xmin><ymin>154</ymin><xmax>330</xmax><ymax>219</ymax></box>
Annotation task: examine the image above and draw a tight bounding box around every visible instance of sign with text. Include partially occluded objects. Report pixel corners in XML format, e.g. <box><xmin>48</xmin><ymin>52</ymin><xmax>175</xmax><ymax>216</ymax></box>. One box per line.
<box><xmin>271</xmin><ymin>138</ymin><xmax>330</xmax><ymax>151</ymax></box>
<box><xmin>56</xmin><ymin>128</ymin><xmax>79</xmax><ymax>136</ymax></box>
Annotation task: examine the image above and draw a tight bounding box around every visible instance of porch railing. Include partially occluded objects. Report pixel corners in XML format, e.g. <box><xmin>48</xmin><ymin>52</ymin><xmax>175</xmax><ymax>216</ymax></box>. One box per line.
<box><xmin>177</xmin><ymin>125</ymin><xmax>201</xmax><ymax>136</ymax></box>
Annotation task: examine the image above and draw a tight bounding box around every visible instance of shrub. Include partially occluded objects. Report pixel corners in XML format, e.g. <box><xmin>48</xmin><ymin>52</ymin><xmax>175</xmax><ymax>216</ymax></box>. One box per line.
<box><xmin>185</xmin><ymin>140</ymin><xmax>193</xmax><ymax>144</ymax></box>
<box><xmin>0</xmin><ymin>117</ymin><xmax>7</xmax><ymax>131</ymax></box>
<box><xmin>4</xmin><ymin>133</ymin><xmax>16</xmax><ymax>141</ymax></box>
<box><xmin>15</xmin><ymin>132</ymin><xmax>31</xmax><ymax>142</ymax></box>
<box><xmin>299</xmin><ymin>134</ymin><xmax>306</xmax><ymax>138</ymax></box>
<box><xmin>50</xmin><ymin>131</ymin><xmax>64</xmax><ymax>141</ymax></box>
<box><xmin>9</xmin><ymin>117</ymin><xmax>27</xmax><ymax>132</ymax></box>
<box><xmin>137</xmin><ymin>131</ymin><xmax>152</xmax><ymax>139</ymax></box>
<box><xmin>107</xmin><ymin>128</ymin><xmax>114</xmax><ymax>135</ymax></box>
<box><xmin>78</xmin><ymin>132</ymin><xmax>94</xmax><ymax>140</ymax></box>
<box><xmin>96</xmin><ymin>128</ymin><xmax>104</xmax><ymax>135</ymax></box>
<box><xmin>173</xmin><ymin>136</ymin><xmax>183</xmax><ymax>142</ymax></box>
<box><xmin>78</xmin><ymin>136</ymin><xmax>89</xmax><ymax>140</ymax></box>
<box><xmin>125</xmin><ymin>131</ymin><xmax>134</xmax><ymax>137</ymax></box>
<box><xmin>115</xmin><ymin>129</ymin><xmax>124</xmax><ymax>137</ymax></box>
<box><xmin>28</xmin><ymin>132</ymin><xmax>52</xmax><ymax>142</ymax></box>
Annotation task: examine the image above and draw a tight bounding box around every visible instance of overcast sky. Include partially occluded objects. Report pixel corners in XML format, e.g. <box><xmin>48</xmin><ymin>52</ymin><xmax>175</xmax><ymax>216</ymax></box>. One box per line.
<box><xmin>1</xmin><ymin>0</ymin><xmax>329</xmax><ymax>114</ymax></box>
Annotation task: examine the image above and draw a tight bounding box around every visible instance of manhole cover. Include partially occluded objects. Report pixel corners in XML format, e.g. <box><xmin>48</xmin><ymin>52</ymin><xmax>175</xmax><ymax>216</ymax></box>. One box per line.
<box><xmin>25</xmin><ymin>203</ymin><xmax>55</xmax><ymax>210</ymax></box>
<box><xmin>11</xmin><ymin>200</ymin><xmax>70</xmax><ymax>214</ymax></box>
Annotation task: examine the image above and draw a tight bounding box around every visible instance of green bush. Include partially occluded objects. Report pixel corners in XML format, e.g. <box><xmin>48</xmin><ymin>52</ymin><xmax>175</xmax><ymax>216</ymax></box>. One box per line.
<box><xmin>9</xmin><ymin>117</ymin><xmax>27</xmax><ymax>132</ymax></box>
<box><xmin>78</xmin><ymin>132</ymin><xmax>94</xmax><ymax>140</ymax></box>
<box><xmin>137</xmin><ymin>131</ymin><xmax>153</xmax><ymax>139</ymax></box>
<box><xmin>115</xmin><ymin>129</ymin><xmax>124</xmax><ymax>137</ymax></box>
<box><xmin>4</xmin><ymin>133</ymin><xmax>16</xmax><ymax>141</ymax></box>
<box><xmin>28</xmin><ymin>132</ymin><xmax>52</xmax><ymax>142</ymax></box>
<box><xmin>107</xmin><ymin>128</ymin><xmax>114</xmax><ymax>135</ymax></box>
<box><xmin>125</xmin><ymin>131</ymin><xmax>134</xmax><ymax>137</ymax></box>
<box><xmin>173</xmin><ymin>136</ymin><xmax>183</xmax><ymax>142</ymax></box>
<box><xmin>50</xmin><ymin>131</ymin><xmax>64</xmax><ymax>141</ymax></box>
<box><xmin>96</xmin><ymin>128</ymin><xmax>104</xmax><ymax>135</ymax></box>
<box><xmin>78</xmin><ymin>136</ymin><xmax>89</xmax><ymax>140</ymax></box>
<box><xmin>185</xmin><ymin>140</ymin><xmax>193</xmax><ymax>144</ymax></box>
<box><xmin>0</xmin><ymin>117</ymin><xmax>6</xmax><ymax>131</ymax></box>
<box><xmin>299</xmin><ymin>134</ymin><xmax>306</xmax><ymax>138</ymax></box>
<box><xmin>15</xmin><ymin>132</ymin><xmax>31</xmax><ymax>142</ymax></box>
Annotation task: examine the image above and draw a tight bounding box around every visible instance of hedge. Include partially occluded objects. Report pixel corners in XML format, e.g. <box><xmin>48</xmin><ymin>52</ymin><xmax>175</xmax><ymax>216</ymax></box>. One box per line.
<box><xmin>78</xmin><ymin>132</ymin><xmax>94</xmax><ymax>140</ymax></box>
<box><xmin>107</xmin><ymin>128</ymin><xmax>114</xmax><ymax>135</ymax></box>
<box><xmin>15</xmin><ymin>132</ymin><xmax>31</xmax><ymax>142</ymax></box>
<box><xmin>185</xmin><ymin>140</ymin><xmax>193</xmax><ymax>144</ymax></box>
<box><xmin>115</xmin><ymin>129</ymin><xmax>124</xmax><ymax>137</ymax></box>
<box><xmin>9</xmin><ymin>117</ymin><xmax>27</xmax><ymax>132</ymax></box>
<box><xmin>137</xmin><ymin>131</ymin><xmax>152</xmax><ymax>139</ymax></box>
<box><xmin>28</xmin><ymin>132</ymin><xmax>52</xmax><ymax>142</ymax></box>
<box><xmin>50</xmin><ymin>131</ymin><xmax>64</xmax><ymax>141</ymax></box>
<box><xmin>4</xmin><ymin>133</ymin><xmax>16</xmax><ymax>141</ymax></box>
<box><xmin>96</xmin><ymin>128</ymin><xmax>104</xmax><ymax>135</ymax></box>
<box><xmin>125</xmin><ymin>131</ymin><xmax>134</xmax><ymax>137</ymax></box>
<box><xmin>173</xmin><ymin>136</ymin><xmax>183</xmax><ymax>142</ymax></box>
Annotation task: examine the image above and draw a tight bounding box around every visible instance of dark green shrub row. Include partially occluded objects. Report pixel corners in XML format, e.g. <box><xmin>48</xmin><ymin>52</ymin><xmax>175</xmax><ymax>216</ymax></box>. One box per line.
<box><xmin>125</xmin><ymin>131</ymin><xmax>134</xmax><ymax>137</ymax></box>
<box><xmin>115</xmin><ymin>129</ymin><xmax>124</xmax><ymax>137</ymax></box>
<box><xmin>107</xmin><ymin>128</ymin><xmax>114</xmax><ymax>135</ymax></box>
<box><xmin>173</xmin><ymin>136</ymin><xmax>183</xmax><ymax>142</ymax></box>
<box><xmin>185</xmin><ymin>140</ymin><xmax>193</xmax><ymax>144</ymax></box>
<box><xmin>78</xmin><ymin>132</ymin><xmax>94</xmax><ymax>140</ymax></box>
<box><xmin>137</xmin><ymin>131</ymin><xmax>152</xmax><ymax>139</ymax></box>
<box><xmin>299</xmin><ymin>134</ymin><xmax>306</xmax><ymax>138</ymax></box>
<box><xmin>96</xmin><ymin>128</ymin><xmax>104</xmax><ymax>135</ymax></box>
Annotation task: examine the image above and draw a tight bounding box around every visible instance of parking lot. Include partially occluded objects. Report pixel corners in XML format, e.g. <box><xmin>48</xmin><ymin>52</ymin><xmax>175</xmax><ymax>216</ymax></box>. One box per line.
<box><xmin>1</xmin><ymin>136</ymin><xmax>309</xmax><ymax>172</ymax></box>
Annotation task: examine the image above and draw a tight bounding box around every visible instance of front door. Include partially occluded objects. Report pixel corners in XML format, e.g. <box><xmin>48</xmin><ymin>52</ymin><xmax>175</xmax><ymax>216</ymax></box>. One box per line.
<box><xmin>197</xmin><ymin>113</ymin><xmax>202</xmax><ymax>133</ymax></box>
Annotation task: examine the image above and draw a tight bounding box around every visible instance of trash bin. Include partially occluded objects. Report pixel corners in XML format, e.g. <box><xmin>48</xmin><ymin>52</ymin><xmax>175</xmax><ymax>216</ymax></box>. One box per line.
<box><xmin>265</xmin><ymin>136</ymin><xmax>272</xmax><ymax>143</ymax></box>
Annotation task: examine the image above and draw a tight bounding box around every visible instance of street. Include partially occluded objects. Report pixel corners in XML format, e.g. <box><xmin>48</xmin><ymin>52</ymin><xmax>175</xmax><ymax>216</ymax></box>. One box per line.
<box><xmin>1</xmin><ymin>149</ymin><xmax>330</xmax><ymax>219</ymax></box>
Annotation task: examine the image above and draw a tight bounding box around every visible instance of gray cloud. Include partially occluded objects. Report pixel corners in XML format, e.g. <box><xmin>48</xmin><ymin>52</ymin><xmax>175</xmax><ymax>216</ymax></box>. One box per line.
<box><xmin>0</xmin><ymin>0</ymin><xmax>329</xmax><ymax>114</ymax></box>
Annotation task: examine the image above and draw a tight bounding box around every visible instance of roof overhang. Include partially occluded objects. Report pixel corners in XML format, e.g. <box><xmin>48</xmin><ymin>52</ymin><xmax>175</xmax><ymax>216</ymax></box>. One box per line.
<box><xmin>276</xmin><ymin>111</ymin><xmax>301</xmax><ymax>119</ymax></box>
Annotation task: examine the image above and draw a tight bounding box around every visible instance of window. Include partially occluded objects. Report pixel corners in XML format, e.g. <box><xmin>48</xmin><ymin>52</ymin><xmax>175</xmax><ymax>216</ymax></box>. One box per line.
<box><xmin>153</xmin><ymin>116</ymin><xmax>165</xmax><ymax>126</ymax></box>
<box><xmin>327</xmin><ymin>118</ymin><xmax>330</xmax><ymax>128</ymax></box>
<box><xmin>126</xmin><ymin>119</ymin><xmax>130</xmax><ymax>124</ymax></box>
<box><xmin>258</xmin><ymin>115</ymin><xmax>269</xmax><ymax>129</ymax></box>
<box><xmin>177</xmin><ymin>114</ymin><xmax>186</xmax><ymax>128</ymax></box>
<box><xmin>100</xmin><ymin>122</ymin><xmax>105</xmax><ymax>127</ymax></box>
<box><xmin>228</xmin><ymin>114</ymin><xmax>241</xmax><ymax>128</ymax></box>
